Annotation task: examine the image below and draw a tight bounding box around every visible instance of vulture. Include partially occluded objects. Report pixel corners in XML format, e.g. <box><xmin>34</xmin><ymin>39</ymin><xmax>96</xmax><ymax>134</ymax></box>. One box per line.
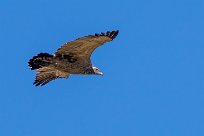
<box><xmin>28</xmin><ymin>30</ymin><xmax>119</xmax><ymax>86</ymax></box>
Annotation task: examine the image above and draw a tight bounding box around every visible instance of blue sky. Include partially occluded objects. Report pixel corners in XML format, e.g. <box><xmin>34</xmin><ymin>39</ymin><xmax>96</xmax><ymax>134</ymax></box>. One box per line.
<box><xmin>0</xmin><ymin>0</ymin><xmax>203</xmax><ymax>136</ymax></box>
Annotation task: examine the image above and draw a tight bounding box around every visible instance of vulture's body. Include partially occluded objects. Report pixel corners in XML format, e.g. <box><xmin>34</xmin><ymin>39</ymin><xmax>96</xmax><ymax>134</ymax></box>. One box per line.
<box><xmin>28</xmin><ymin>30</ymin><xmax>119</xmax><ymax>86</ymax></box>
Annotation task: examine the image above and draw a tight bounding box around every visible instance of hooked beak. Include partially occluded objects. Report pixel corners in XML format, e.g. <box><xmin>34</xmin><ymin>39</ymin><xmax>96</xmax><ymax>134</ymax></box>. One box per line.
<box><xmin>97</xmin><ymin>71</ymin><xmax>103</xmax><ymax>76</ymax></box>
<box><xmin>92</xmin><ymin>66</ymin><xmax>103</xmax><ymax>76</ymax></box>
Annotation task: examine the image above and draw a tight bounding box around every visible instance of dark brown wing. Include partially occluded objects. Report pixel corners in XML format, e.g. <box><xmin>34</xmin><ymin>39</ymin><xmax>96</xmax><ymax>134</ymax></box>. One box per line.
<box><xmin>33</xmin><ymin>67</ymin><xmax>69</xmax><ymax>86</ymax></box>
<box><xmin>54</xmin><ymin>30</ymin><xmax>119</xmax><ymax>60</ymax></box>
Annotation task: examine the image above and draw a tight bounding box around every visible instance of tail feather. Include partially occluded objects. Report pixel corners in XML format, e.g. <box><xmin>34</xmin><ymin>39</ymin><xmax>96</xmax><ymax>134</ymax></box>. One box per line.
<box><xmin>28</xmin><ymin>53</ymin><xmax>53</xmax><ymax>70</ymax></box>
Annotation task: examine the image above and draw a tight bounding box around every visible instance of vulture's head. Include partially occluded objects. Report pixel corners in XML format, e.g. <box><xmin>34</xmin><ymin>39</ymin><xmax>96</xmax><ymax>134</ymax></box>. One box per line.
<box><xmin>92</xmin><ymin>66</ymin><xmax>103</xmax><ymax>75</ymax></box>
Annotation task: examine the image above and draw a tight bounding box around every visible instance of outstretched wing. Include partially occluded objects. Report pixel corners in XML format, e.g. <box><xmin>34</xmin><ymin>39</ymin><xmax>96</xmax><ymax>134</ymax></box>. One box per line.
<box><xmin>54</xmin><ymin>30</ymin><xmax>119</xmax><ymax>60</ymax></box>
<box><xmin>34</xmin><ymin>67</ymin><xmax>69</xmax><ymax>86</ymax></box>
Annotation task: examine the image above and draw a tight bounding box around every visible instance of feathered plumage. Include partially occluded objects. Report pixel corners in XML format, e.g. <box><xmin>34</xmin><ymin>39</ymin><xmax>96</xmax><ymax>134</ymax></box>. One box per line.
<box><xmin>28</xmin><ymin>30</ymin><xmax>119</xmax><ymax>86</ymax></box>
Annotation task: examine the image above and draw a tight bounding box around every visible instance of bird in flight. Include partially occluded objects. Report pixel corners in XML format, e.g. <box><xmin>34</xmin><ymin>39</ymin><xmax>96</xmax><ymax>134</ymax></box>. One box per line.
<box><xmin>28</xmin><ymin>30</ymin><xmax>119</xmax><ymax>86</ymax></box>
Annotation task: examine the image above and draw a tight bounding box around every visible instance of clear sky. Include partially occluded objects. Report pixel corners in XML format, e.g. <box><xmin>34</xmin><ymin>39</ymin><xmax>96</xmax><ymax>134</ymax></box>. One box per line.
<box><xmin>0</xmin><ymin>0</ymin><xmax>203</xmax><ymax>136</ymax></box>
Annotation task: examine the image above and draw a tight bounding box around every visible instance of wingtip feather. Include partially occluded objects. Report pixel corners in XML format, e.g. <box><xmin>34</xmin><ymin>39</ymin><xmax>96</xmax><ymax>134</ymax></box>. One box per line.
<box><xmin>94</xmin><ymin>30</ymin><xmax>119</xmax><ymax>40</ymax></box>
